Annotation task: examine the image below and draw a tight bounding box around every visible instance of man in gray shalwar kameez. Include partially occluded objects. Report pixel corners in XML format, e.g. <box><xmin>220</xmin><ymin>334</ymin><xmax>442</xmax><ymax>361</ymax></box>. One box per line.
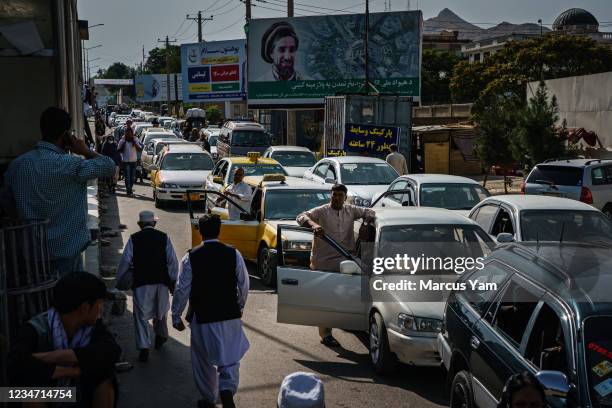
<box><xmin>116</xmin><ymin>210</ymin><xmax>178</xmax><ymax>362</ymax></box>
<box><xmin>172</xmin><ymin>214</ymin><xmax>249</xmax><ymax>408</ymax></box>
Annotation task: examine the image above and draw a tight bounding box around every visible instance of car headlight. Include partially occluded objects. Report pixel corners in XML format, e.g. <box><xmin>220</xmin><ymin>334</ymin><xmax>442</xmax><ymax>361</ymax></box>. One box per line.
<box><xmin>351</xmin><ymin>196</ymin><xmax>371</xmax><ymax>207</ymax></box>
<box><xmin>283</xmin><ymin>241</ymin><xmax>312</xmax><ymax>251</ymax></box>
<box><xmin>398</xmin><ymin>313</ymin><xmax>443</xmax><ymax>333</ymax></box>
<box><xmin>160</xmin><ymin>182</ymin><xmax>178</xmax><ymax>189</ymax></box>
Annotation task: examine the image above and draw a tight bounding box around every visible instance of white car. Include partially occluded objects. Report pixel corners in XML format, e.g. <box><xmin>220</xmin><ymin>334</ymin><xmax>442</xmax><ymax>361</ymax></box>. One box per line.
<box><xmin>469</xmin><ymin>194</ymin><xmax>612</xmax><ymax>243</ymax></box>
<box><xmin>150</xmin><ymin>145</ymin><xmax>215</xmax><ymax>208</ymax></box>
<box><xmin>303</xmin><ymin>156</ymin><xmax>398</xmax><ymax>207</ymax></box>
<box><xmin>142</xmin><ymin>139</ymin><xmax>197</xmax><ymax>173</ymax></box>
<box><xmin>373</xmin><ymin>174</ymin><xmax>491</xmax><ymax>216</ymax></box>
<box><xmin>201</xmin><ymin>128</ymin><xmax>221</xmax><ymax>160</ymax></box>
<box><xmin>141</xmin><ymin>130</ymin><xmax>177</xmax><ymax>145</ymax></box>
<box><xmin>262</xmin><ymin>146</ymin><xmax>317</xmax><ymax>178</ymax></box>
<box><xmin>277</xmin><ymin>207</ymin><xmax>495</xmax><ymax>373</ymax></box>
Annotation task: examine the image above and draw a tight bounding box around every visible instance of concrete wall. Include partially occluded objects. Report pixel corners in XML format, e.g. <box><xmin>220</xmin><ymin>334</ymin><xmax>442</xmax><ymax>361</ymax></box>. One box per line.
<box><xmin>528</xmin><ymin>72</ymin><xmax>612</xmax><ymax>149</ymax></box>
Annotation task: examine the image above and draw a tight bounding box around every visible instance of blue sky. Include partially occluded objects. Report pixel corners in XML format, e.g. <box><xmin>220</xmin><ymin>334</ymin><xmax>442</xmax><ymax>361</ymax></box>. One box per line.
<box><xmin>78</xmin><ymin>0</ymin><xmax>612</xmax><ymax>71</ymax></box>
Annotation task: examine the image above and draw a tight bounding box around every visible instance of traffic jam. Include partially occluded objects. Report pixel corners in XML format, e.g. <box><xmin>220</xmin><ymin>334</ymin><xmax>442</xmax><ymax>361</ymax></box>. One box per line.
<box><xmin>105</xmin><ymin>105</ymin><xmax>612</xmax><ymax>408</ymax></box>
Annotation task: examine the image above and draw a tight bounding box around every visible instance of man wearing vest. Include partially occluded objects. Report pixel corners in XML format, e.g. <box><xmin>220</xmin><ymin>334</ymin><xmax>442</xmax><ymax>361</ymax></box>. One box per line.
<box><xmin>172</xmin><ymin>214</ymin><xmax>250</xmax><ymax>408</ymax></box>
<box><xmin>116</xmin><ymin>210</ymin><xmax>179</xmax><ymax>362</ymax></box>
<box><xmin>8</xmin><ymin>272</ymin><xmax>121</xmax><ymax>407</ymax></box>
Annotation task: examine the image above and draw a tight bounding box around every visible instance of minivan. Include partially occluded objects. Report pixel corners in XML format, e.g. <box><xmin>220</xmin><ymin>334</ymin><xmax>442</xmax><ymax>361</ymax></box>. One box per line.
<box><xmin>216</xmin><ymin>119</ymin><xmax>271</xmax><ymax>158</ymax></box>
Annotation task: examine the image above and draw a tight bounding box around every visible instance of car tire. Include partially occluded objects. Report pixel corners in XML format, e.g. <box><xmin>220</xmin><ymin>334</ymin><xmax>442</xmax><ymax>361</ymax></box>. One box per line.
<box><xmin>603</xmin><ymin>204</ymin><xmax>612</xmax><ymax>219</ymax></box>
<box><xmin>450</xmin><ymin>370</ymin><xmax>475</xmax><ymax>408</ymax></box>
<box><xmin>369</xmin><ymin>312</ymin><xmax>397</xmax><ymax>375</ymax></box>
<box><xmin>154</xmin><ymin>190</ymin><xmax>164</xmax><ymax>209</ymax></box>
<box><xmin>258</xmin><ymin>245</ymin><xmax>277</xmax><ymax>288</ymax></box>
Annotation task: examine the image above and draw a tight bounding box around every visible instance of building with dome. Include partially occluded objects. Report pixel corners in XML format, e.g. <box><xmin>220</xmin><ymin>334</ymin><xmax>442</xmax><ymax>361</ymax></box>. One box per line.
<box><xmin>551</xmin><ymin>8</ymin><xmax>612</xmax><ymax>46</ymax></box>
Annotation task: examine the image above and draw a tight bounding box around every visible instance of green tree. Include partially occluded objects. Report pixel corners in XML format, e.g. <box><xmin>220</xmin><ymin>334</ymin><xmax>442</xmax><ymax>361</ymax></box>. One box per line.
<box><xmin>450</xmin><ymin>34</ymin><xmax>612</xmax><ymax>104</ymax></box>
<box><xmin>205</xmin><ymin>106</ymin><xmax>224</xmax><ymax>125</ymax></box>
<box><xmin>144</xmin><ymin>46</ymin><xmax>181</xmax><ymax>74</ymax></box>
<box><xmin>512</xmin><ymin>81</ymin><xmax>564</xmax><ymax>166</ymax></box>
<box><xmin>98</xmin><ymin>62</ymin><xmax>135</xmax><ymax>79</ymax></box>
<box><xmin>421</xmin><ymin>49</ymin><xmax>464</xmax><ymax>105</ymax></box>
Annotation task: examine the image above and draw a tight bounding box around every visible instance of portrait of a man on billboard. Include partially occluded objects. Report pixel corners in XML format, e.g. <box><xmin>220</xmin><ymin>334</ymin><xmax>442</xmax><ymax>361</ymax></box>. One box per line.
<box><xmin>257</xmin><ymin>21</ymin><xmax>309</xmax><ymax>81</ymax></box>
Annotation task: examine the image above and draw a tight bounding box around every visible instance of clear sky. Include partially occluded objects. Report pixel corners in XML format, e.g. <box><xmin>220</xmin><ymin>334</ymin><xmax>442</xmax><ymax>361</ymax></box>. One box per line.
<box><xmin>77</xmin><ymin>0</ymin><xmax>612</xmax><ymax>72</ymax></box>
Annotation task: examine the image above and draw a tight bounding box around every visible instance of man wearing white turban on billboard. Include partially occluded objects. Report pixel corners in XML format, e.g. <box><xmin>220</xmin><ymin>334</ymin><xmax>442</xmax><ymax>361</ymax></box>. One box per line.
<box><xmin>257</xmin><ymin>21</ymin><xmax>308</xmax><ymax>81</ymax></box>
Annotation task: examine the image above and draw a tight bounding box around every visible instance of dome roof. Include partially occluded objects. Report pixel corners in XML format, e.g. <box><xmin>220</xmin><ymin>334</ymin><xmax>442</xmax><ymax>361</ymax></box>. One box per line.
<box><xmin>553</xmin><ymin>8</ymin><xmax>599</xmax><ymax>31</ymax></box>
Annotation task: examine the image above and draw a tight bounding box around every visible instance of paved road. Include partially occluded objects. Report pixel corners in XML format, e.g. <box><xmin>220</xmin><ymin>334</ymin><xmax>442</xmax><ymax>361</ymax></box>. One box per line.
<box><xmin>99</xmin><ymin>180</ymin><xmax>448</xmax><ymax>408</ymax></box>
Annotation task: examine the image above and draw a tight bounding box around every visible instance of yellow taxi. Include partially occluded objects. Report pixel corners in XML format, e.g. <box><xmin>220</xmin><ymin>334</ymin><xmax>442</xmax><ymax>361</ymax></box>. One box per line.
<box><xmin>203</xmin><ymin>153</ymin><xmax>288</xmax><ymax>211</ymax></box>
<box><xmin>190</xmin><ymin>174</ymin><xmax>332</xmax><ymax>287</ymax></box>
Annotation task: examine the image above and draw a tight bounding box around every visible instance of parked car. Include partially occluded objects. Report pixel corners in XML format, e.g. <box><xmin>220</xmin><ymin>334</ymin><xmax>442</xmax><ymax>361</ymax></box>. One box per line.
<box><xmin>373</xmin><ymin>174</ymin><xmax>490</xmax><ymax>215</ymax></box>
<box><xmin>277</xmin><ymin>207</ymin><xmax>495</xmax><ymax>374</ymax></box>
<box><xmin>303</xmin><ymin>156</ymin><xmax>398</xmax><ymax>207</ymax></box>
<box><xmin>438</xmin><ymin>241</ymin><xmax>612</xmax><ymax>408</ymax></box>
<box><xmin>150</xmin><ymin>145</ymin><xmax>214</xmax><ymax>208</ymax></box>
<box><xmin>216</xmin><ymin>119</ymin><xmax>271</xmax><ymax>158</ymax></box>
<box><xmin>469</xmin><ymin>195</ymin><xmax>612</xmax><ymax>243</ymax></box>
<box><xmin>262</xmin><ymin>146</ymin><xmax>317</xmax><ymax>178</ymax></box>
<box><xmin>523</xmin><ymin>159</ymin><xmax>612</xmax><ymax>216</ymax></box>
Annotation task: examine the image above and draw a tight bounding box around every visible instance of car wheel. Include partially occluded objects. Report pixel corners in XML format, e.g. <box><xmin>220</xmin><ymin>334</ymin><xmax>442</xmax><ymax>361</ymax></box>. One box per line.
<box><xmin>258</xmin><ymin>245</ymin><xmax>277</xmax><ymax>288</ymax></box>
<box><xmin>450</xmin><ymin>370</ymin><xmax>474</xmax><ymax>408</ymax></box>
<box><xmin>603</xmin><ymin>204</ymin><xmax>612</xmax><ymax>219</ymax></box>
<box><xmin>369</xmin><ymin>312</ymin><xmax>397</xmax><ymax>375</ymax></box>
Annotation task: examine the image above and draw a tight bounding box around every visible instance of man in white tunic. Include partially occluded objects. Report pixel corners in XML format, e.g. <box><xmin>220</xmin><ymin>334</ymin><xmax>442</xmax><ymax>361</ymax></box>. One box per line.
<box><xmin>221</xmin><ymin>167</ymin><xmax>252</xmax><ymax>220</ymax></box>
<box><xmin>116</xmin><ymin>210</ymin><xmax>178</xmax><ymax>362</ymax></box>
<box><xmin>172</xmin><ymin>214</ymin><xmax>249</xmax><ymax>408</ymax></box>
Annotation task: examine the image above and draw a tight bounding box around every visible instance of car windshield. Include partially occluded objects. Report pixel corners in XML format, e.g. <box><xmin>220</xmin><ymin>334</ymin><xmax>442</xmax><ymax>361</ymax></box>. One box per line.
<box><xmin>208</xmin><ymin>135</ymin><xmax>219</xmax><ymax>146</ymax></box>
<box><xmin>521</xmin><ymin>210</ymin><xmax>612</xmax><ymax>243</ymax></box>
<box><xmin>231</xmin><ymin>130</ymin><xmax>269</xmax><ymax>147</ymax></box>
<box><xmin>378</xmin><ymin>224</ymin><xmax>494</xmax><ymax>274</ymax></box>
<box><xmin>419</xmin><ymin>183</ymin><xmax>491</xmax><ymax>210</ymax></box>
<box><xmin>271</xmin><ymin>151</ymin><xmax>316</xmax><ymax>167</ymax></box>
<box><xmin>527</xmin><ymin>165</ymin><xmax>584</xmax><ymax>186</ymax></box>
<box><xmin>160</xmin><ymin>153</ymin><xmax>213</xmax><ymax>171</ymax></box>
<box><xmin>585</xmin><ymin>317</ymin><xmax>612</xmax><ymax>408</ymax></box>
<box><xmin>156</xmin><ymin>142</ymin><xmax>192</xmax><ymax>155</ymax></box>
<box><xmin>228</xmin><ymin>164</ymin><xmax>287</xmax><ymax>180</ymax></box>
<box><xmin>264</xmin><ymin>190</ymin><xmax>331</xmax><ymax>220</ymax></box>
<box><xmin>340</xmin><ymin>163</ymin><xmax>398</xmax><ymax>185</ymax></box>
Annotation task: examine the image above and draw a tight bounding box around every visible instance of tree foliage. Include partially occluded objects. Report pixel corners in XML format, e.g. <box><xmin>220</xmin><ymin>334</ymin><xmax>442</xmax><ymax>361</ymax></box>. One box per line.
<box><xmin>421</xmin><ymin>49</ymin><xmax>464</xmax><ymax>105</ymax></box>
<box><xmin>511</xmin><ymin>82</ymin><xmax>564</xmax><ymax>166</ymax></box>
<box><xmin>451</xmin><ymin>34</ymin><xmax>612</xmax><ymax>104</ymax></box>
<box><xmin>144</xmin><ymin>46</ymin><xmax>181</xmax><ymax>74</ymax></box>
<box><xmin>205</xmin><ymin>107</ymin><xmax>224</xmax><ymax>125</ymax></box>
<box><xmin>97</xmin><ymin>62</ymin><xmax>135</xmax><ymax>80</ymax></box>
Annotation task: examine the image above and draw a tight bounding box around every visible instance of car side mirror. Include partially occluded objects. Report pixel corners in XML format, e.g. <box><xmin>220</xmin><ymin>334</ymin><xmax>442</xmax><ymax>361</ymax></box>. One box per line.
<box><xmin>536</xmin><ymin>370</ymin><xmax>570</xmax><ymax>399</ymax></box>
<box><xmin>213</xmin><ymin>176</ymin><xmax>223</xmax><ymax>184</ymax></box>
<box><xmin>324</xmin><ymin>177</ymin><xmax>335</xmax><ymax>184</ymax></box>
<box><xmin>340</xmin><ymin>260</ymin><xmax>360</xmax><ymax>275</ymax></box>
<box><xmin>496</xmin><ymin>233</ymin><xmax>515</xmax><ymax>243</ymax></box>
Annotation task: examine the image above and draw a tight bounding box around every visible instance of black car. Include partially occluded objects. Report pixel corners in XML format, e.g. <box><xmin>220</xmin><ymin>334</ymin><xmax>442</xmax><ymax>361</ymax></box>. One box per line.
<box><xmin>438</xmin><ymin>242</ymin><xmax>612</xmax><ymax>408</ymax></box>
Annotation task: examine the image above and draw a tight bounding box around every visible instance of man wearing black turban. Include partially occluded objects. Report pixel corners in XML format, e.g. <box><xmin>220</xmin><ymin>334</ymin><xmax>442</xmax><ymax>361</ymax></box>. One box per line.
<box><xmin>257</xmin><ymin>21</ymin><xmax>307</xmax><ymax>81</ymax></box>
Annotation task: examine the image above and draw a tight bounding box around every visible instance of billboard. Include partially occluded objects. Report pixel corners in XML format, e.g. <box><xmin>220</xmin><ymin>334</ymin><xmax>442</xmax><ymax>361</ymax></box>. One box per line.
<box><xmin>343</xmin><ymin>123</ymin><xmax>400</xmax><ymax>158</ymax></box>
<box><xmin>94</xmin><ymin>78</ymin><xmax>134</xmax><ymax>86</ymax></box>
<box><xmin>181</xmin><ymin>39</ymin><xmax>246</xmax><ymax>102</ymax></box>
<box><xmin>248</xmin><ymin>11</ymin><xmax>422</xmax><ymax>105</ymax></box>
<box><xmin>135</xmin><ymin>74</ymin><xmax>183</xmax><ymax>102</ymax></box>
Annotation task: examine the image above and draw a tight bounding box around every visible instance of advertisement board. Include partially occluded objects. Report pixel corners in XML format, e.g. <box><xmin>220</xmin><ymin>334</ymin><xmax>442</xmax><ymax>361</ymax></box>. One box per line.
<box><xmin>135</xmin><ymin>74</ymin><xmax>183</xmax><ymax>102</ymax></box>
<box><xmin>181</xmin><ymin>39</ymin><xmax>246</xmax><ymax>102</ymax></box>
<box><xmin>94</xmin><ymin>79</ymin><xmax>134</xmax><ymax>86</ymax></box>
<box><xmin>248</xmin><ymin>11</ymin><xmax>421</xmax><ymax>105</ymax></box>
<box><xmin>343</xmin><ymin>123</ymin><xmax>400</xmax><ymax>157</ymax></box>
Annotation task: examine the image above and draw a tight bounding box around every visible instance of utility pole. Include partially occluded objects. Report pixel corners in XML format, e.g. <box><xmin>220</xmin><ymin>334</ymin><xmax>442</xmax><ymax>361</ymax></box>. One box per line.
<box><xmin>158</xmin><ymin>36</ymin><xmax>177</xmax><ymax>107</ymax></box>
<box><xmin>288</xmin><ymin>0</ymin><xmax>294</xmax><ymax>17</ymax></box>
<box><xmin>187</xmin><ymin>11</ymin><xmax>213</xmax><ymax>42</ymax></box>
<box><xmin>246</xmin><ymin>0</ymin><xmax>251</xmax><ymax>21</ymax></box>
<box><xmin>142</xmin><ymin>45</ymin><xmax>145</xmax><ymax>72</ymax></box>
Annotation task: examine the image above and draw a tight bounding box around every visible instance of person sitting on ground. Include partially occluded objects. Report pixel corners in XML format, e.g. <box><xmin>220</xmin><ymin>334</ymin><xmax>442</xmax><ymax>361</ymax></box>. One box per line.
<box><xmin>497</xmin><ymin>371</ymin><xmax>547</xmax><ymax>408</ymax></box>
<box><xmin>8</xmin><ymin>272</ymin><xmax>121</xmax><ymax>408</ymax></box>
<box><xmin>278</xmin><ymin>372</ymin><xmax>325</xmax><ymax>408</ymax></box>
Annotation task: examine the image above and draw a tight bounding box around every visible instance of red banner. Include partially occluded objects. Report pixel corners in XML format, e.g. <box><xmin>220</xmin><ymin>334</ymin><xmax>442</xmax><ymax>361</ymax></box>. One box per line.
<box><xmin>211</xmin><ymin>65</ymin><xmax>240</xmax><ymax>82</ymax></box>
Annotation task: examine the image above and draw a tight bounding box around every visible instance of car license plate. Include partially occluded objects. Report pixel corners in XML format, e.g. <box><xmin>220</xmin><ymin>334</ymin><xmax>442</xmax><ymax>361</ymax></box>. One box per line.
<box><xmin>183</xmin><ymin>193</ymin><xmax>200</xmax><ymax>202</ymax></box>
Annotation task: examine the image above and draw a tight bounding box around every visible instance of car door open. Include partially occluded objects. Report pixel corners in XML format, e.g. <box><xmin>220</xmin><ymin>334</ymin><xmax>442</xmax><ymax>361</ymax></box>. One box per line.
<box><xmin>275</xmin><ymin>224</ymin><xmax>367</xmax><ymax>331</ymax></box>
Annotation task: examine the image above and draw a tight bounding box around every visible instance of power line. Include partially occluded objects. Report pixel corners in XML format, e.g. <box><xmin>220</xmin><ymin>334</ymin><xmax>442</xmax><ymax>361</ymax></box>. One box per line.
<box><xmin>212</xmin><ymin>2</ymin><xmax>244</xmax><ymax>17</ymax></box>
<box><xmin>205</xmin><ymin>0</ymin><xmax>225</xmax><ymax>11</ymax></box>
<box><xmin>204</xmin><ymin>15</ymin><xmax>245</xmax><ymax>36</ymax></box>
<box><xmin>257</xmin><ymin>0</ymin><xmax>328</xmax><ymax>15</ymax></box>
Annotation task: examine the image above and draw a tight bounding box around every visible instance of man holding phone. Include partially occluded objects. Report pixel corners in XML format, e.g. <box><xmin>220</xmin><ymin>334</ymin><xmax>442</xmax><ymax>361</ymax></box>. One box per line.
<box><xmin>3</xmin><ymin>107</ymin><xmax>115</xmax><ymax>277</ymax></box>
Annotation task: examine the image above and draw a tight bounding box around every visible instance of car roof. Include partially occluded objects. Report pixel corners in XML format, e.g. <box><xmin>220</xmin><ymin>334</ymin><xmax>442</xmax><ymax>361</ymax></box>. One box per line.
<box><xmin>163</xmin><ymin>145</ymin><xmax>208</xmax><ymax>154</ymax></box>
<box><xmin>325</xmin><ymin>156</ymin><xmax>388</xmax><ymax>164</ymax></box>
<box><xmin>536</xmin><ymin>159</ymin><xmax>612</xmax><ymax>168</ymax></box>
<box><xmin>225</xmin><ymin>121</ymin><xmax>264</xmax><ymax>131</ymax></box>
<box><xmin>268</xmin><ymin>146</ymin><xmax>313</xmax><ymax>153</ymax></box>
<box><xmin>243</xmin><ymin>176</ymin><xmax>328</xmax><ymax>190</ymax></box>
<box><xmin>223</xmin><ymin>157</ymin><xmax>280</xmax><ymax>165</ymax></box>
<box><xmin>491</xmin><ymin>243</ymin><xmax>612</xmax><ymax>317</ymax></box>
<box><xmin>374</xmin><ymin>207</ymin><xmax>478</xmax><ymax>227</ymax></box>
<box><xmin>480</xmin><ymin>194</ymin><xmax>599</xmax><ymax>211</ymax></box>
<box><xmin>154</xmin><ymin>140</ymin><xmax>194</xmax><ymax>146</ymax></box>
<box><xmin>400</xmin><ymin>174</ymin><xmax>481</xmax><ymax>185</ymax></box>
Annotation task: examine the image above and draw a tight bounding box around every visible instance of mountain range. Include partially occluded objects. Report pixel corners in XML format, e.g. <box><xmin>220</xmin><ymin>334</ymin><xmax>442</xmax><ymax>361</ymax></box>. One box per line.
<box><xmin>424</xmin><ymin>8</ymin><xmax>550</xmax><ymax>41</ymax></box>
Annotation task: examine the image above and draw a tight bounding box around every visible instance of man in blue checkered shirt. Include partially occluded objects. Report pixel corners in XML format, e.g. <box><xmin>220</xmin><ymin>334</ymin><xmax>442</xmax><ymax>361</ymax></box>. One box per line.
<box><xmin>4</xmin><ymin>107</ymin><xmax>115</xmax><ymax>277</ymax></box>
